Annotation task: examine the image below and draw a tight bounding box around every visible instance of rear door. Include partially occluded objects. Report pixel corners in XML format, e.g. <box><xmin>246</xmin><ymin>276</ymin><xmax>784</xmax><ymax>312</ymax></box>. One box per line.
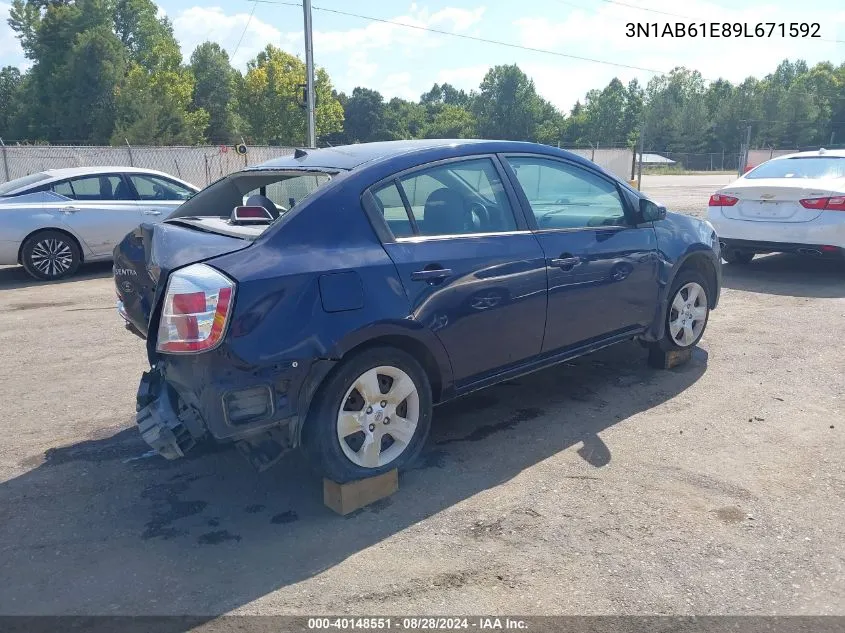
<box><xmin>501</xmin><ymin>154</ymin><xmax>659</xmax><ymax>354</ymax></box>
<box><xmin>51</xmin><ymin>173</ymin><xmax>141</xmax><ymax>257</ymax></box>
<box><xmin>126</xmin><ymin>173</ymin><xmax>196</xmax><ymax>220</ymax></box>
<box><xmin>368</xmin><ymin>155</ymin><xmax>548</xmax><ymax>385</ymax></box>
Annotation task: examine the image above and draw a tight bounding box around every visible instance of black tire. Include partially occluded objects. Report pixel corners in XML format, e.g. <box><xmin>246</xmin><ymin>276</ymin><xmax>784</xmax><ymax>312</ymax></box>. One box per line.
<box><xmin>722</xmin><ymin>248</ymin><xmax>754</xmax><ymax>265</ymax></box>
<box><xmin>21</xmin><ymin>230</ymin><xmax>81</xmax><ymax>281</ymax></box>
<box><xmin>653</xmin><ymin>268</ymin><xmax>711</xmax><ymax>352</ymax></box>
<box><xmin>300</xmin><ymin>346</ymin><xmax>433</xmax><ymax>483</ymax></box>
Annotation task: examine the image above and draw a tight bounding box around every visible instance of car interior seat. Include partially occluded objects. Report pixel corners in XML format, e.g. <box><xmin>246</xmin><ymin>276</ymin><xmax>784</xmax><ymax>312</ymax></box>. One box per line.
<box><xmin>422</xmin><ymin>188</ymin><xmax>469</xmax><ymax>235</ymax></box>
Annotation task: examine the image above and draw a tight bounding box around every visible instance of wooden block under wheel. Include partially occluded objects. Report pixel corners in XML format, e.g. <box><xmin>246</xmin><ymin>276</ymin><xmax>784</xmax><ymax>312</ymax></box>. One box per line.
<box><xmin>648</xmin><ymin>346</ymin><xmax>693</xmax><ymax>370</ymax></box>
<box><xmin>323</xmin><ymin>469</ymin><xmax>399</xmax><ymax>515</ymax></box>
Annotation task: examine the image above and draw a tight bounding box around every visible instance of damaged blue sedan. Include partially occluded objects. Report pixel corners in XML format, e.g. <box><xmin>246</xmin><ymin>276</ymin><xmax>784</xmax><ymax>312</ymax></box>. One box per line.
<box><xmin>114</xmin><ymin>139</ymin><xmax>721</xmax><ymax>482</ymax></box>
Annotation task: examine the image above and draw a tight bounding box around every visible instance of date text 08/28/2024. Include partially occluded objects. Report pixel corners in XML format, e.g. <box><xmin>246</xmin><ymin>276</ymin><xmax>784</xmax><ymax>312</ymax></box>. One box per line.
<box><xmin>626</xmin><ymin>22</ymin><xmax>822</xmax><ymax>38</ymax></box>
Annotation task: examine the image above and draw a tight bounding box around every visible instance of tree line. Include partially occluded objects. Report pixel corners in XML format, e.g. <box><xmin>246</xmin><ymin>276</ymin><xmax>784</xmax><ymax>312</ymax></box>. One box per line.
<box><xmin>1</xmin><ymin>0</ymin><xmax>844</xmax><ymax>153</ymax></box>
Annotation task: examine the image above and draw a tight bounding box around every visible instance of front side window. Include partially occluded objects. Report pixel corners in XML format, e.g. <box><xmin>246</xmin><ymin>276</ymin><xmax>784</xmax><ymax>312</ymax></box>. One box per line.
<box><xmin>130</xmin><ymin>174</ymin><xmax>194</xmax><ymax>201</ymax></box>
<box><xmin>507</xmin><ymin>157</ymin><xmax>628</xmax><ymax>230</ymax></box>
<box><xmin>373</xmin><ymin>158</ymin><xmax>518</xmax><ymax>238</ymax></box>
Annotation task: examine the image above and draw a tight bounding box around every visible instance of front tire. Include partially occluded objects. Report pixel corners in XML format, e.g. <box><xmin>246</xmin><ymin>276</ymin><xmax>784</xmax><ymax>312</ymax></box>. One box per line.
<box><xmin>301</xmin><ymin>346</ymin><xmax>433</xmax><ymax>483</ymax></box>
<box><xmin>654</xmin><ymin>269</ymin><xmax>710</xmax><ymax>351</ymax></box>
<box><xmin>21</xmin><ymin>230</ymin><xmax>81</xmax><ymax>281</ymax></box>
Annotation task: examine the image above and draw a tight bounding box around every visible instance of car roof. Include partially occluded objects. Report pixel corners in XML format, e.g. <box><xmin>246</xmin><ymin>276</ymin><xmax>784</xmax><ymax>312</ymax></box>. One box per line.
<box><xmin>38</xmin><ymin>166</ymin><xmax>183</xmax><ymax>179</ymax></box>
<box><xmin>248</xmin><ymin>139</ymin><xmax>599</xmax><ymax>172</ymax></box>
<box><xmin>770</xmin><ymin>148</ymin><xmax>845</xmax><ymax>161</ymax></box>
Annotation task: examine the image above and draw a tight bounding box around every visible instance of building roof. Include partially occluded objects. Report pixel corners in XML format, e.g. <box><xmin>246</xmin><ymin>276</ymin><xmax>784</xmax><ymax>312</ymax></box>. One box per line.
<box><xmin>640</xmin><ymin>153</ymin><xmax>676</xmax><ymax>164</ymax></box>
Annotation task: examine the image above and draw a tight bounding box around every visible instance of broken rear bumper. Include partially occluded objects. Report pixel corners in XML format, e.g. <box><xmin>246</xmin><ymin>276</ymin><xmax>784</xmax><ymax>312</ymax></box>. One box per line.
<box><xmin>135</xmin><ymin>369</ymin><xmax>197</xmax><ymax>460</ymax></box>
<box><xmin>133</xmin><ymin>356</ymin><xmax>337</xmax><ymax>467</ymax></box>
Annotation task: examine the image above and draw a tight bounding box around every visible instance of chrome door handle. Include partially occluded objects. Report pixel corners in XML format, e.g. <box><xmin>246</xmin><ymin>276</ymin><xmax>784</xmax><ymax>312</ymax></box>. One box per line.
<box><xmin>549</xmin><ymin>257</ymin><xmax>581</xmax><ymax>269</ymax></box>
<box><xmin>143</xmin><ymin>210</ymin><xmax>162</xmax><ymax>216</ymax></box>
<box><xmin>63</xmin><ymin>206</ymin><xmax>80</xmax><ymax>213</ymax></box>
<box><xmin>411</xmin><ymin>268</ymin><xmax>452</xmax><ymax>282</ymax></box>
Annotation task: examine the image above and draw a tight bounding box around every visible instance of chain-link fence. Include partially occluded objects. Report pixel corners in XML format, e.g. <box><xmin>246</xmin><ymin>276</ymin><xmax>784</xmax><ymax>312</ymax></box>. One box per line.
<box><xmin>0</xmin><ymin>144</ymin><xmax>297</xmax><ymax>187</ymax></box>
<box><xmin>0</xmin><ymin>143</ymin><xmax>639</xmax><ymax>185</ymax></box>
<box><xmin>639</xmin><ymin>151</ymin><xmax>744</xmax><ymax>172</ymax></box>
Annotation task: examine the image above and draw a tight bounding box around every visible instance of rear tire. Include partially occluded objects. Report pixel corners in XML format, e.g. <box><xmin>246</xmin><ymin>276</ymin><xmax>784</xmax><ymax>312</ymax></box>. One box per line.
<box><xmin>300</xmin><ymin>346</ymin><xmax>433</xmax><ymax>483</ymax></box>
<box><xmin>21</xmin><ymin>230</ymin><xmax>81</xmax><ymax>281</ymax></box>
<box><xmin>722</xmin><ymin>248</ymin><xmax>754</xmax><ymax>265</ymax></box>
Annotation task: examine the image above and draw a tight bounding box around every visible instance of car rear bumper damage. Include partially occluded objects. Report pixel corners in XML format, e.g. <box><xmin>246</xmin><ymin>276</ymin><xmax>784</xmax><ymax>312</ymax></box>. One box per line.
<box><xmin>133</xmin><ymin>356</ymin><xmax>336</xmax><ymax>470</ymax></box>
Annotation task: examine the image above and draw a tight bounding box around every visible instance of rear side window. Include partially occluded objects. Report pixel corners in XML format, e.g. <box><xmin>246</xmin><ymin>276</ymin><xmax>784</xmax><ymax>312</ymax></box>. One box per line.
<box><xmin>746</xmin><ymin>157</ymin><xmax>845</xmax><ymax>179</ymax></box>
<box><xmin>372</xmin><ymin>158</ymin><xmax>518</xmax><ymax>238</ymax></box>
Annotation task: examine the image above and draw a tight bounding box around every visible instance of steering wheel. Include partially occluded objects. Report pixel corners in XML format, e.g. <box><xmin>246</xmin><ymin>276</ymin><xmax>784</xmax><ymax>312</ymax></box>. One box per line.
<box><xmin>466</xmin><ymin>201</ymin><xmax>490</xmax><ymax>231</ymax></box>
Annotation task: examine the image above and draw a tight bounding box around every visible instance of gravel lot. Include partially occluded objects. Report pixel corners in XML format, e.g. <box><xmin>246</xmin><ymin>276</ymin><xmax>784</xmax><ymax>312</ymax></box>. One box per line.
<box><xmin>0</xmin><ymin>174</ymin><xmax>843</xmax><ymax>616</ymax></box>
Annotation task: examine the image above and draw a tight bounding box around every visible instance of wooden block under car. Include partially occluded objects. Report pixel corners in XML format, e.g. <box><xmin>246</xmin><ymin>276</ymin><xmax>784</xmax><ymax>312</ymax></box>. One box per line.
<box><xmin>323</xmin><ymin>469</ymin><xmax>399</xmax><ymax>515</ymax></box>
<box><xmin>648</xmin><ymin>346</ymin><xmax>693</xmax><ymax>370</ymax></box>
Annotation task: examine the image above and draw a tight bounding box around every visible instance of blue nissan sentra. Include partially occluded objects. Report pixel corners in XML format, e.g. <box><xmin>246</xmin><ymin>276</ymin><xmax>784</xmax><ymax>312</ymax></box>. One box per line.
<box><xmin>114</xmin><ymin>139</ymin><xmax>721</xmax><ymax>482</ymax></box>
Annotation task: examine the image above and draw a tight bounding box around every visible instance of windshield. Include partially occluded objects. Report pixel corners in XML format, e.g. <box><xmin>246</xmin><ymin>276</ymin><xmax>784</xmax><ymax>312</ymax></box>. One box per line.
<box><xmin>0</xmin><ymin>172</ymin><xmax>51</xmax><ymax>196</ymax></box>
<box><xmin>745</xmin><ymin>157</ymin><xmax>845</xmax><ymax>180</ymax></box>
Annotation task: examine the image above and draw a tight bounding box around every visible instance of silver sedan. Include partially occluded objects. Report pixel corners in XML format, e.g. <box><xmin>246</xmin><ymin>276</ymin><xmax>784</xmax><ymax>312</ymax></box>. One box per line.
<box><xmin>0</xmin><ymin>166</ymin><xmax>200</xmax><ymax>280</ymax></box>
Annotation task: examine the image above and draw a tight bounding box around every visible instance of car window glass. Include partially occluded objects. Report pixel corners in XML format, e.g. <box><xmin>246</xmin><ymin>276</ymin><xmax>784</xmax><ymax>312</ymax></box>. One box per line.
<box><xmin>130</xmin><ymin>175</ymin><xmax>193</xmax><ymax>201</ymax></box>
<box><xmin>507</xmin><ymin>157</ymin><xmax>627</xmax><ymax>230</ymax></box>
<box><xmin>61</xmin><ymin>175</ymin><xmax>126</xmax><ymax>201</ymax></box>
<box><xmin>745</xmin><ymin>157</ymin><xmax>845</xmax><ymax>179</ymax></box>
<box><xmin>243</xmin><ymin>173</ymin><xmax>331</xmax><ymax>212</ymax></box>
<box><xmin>372</xmin><ymin>183</ymin><xmax>414</xmax><ymax>238</ymax></box>
<box><xmin>394</xmin><ymin>158</ymin><xmax>518</xmax><ymax>237</ymax></box>
<box><xmin>52</xmin><ymin>180</ymin><xmax>74</xmax><ymax>197</ymax></box>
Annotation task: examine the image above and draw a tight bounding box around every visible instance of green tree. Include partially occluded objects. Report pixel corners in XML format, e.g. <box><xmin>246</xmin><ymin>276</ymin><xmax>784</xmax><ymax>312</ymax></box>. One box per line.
<box><xmin>424</xmin><ymin>104</ymin><xmax>477</xmax><ymax>138</ymax></box>
<box><xmin>113</xmin><ymin>0</ymin><xmax>181</xmax><ymax>71</ymax></box>
<box><xmin>61</xmin><ymin>25</ymin><xmax>127</xmax><ymax>143</ymax></box>
<box><xmin>239</xmin><ymin>45</ymin><xmax>343</xmax><ymax>145</ymax></box>
<box><xmin>0</xmin><ymin>67</ymin><xmax>24</xmax><ymax>138</ymax></box>
<box><xmin>343</xmin><ymin>87</ymin><xmax>388</xmax><ymax>143</ymax></box>
<box><xmin>384</xmin><ymin>98</ymin><xmax>427</xmax><ymax>139</ymax></box>
<box><xmin>473</xmin><ymin>65</ymin><xmax>548</xmax><ymax>141</ymax></box>
<box><xmin>190</xmin><ymin>42</ymin><xmax>241</xmax><ymax>143</ymax></box>
<box><xmin>112</xmin><ymin>64</ymin><xmax>208</xmax><ymax>144</ymax></box>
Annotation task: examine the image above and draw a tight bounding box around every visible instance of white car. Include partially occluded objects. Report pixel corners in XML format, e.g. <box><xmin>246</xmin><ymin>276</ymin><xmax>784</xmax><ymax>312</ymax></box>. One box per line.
<box><xmin>0</xmin><ymin>166</ymin><xmax>199</xmax><ymax>280</ymax></box>
<box><xmin>707</xmin><ymin>148</ymin><xmax>845</xmax><ymax>264</ymax></box>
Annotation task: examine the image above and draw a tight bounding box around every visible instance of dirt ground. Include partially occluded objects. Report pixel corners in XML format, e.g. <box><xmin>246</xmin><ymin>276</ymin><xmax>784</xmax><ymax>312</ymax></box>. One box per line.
<box><xmin>0</xmin><ymin>174</ymin><xmax>843</xmax><ymax>616</ymax></box>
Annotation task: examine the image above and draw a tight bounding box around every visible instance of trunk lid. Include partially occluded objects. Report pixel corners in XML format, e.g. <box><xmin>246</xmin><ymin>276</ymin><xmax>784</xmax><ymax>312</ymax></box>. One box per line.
<box><xmin>114</xmin><ymin>219</ymin><xmax>258</xmax><ymax>338</ymax></box>
<box><xmin>718</xmin><ymin>178</ymin><xmax>840</xmax><ymax>223</ymax></box>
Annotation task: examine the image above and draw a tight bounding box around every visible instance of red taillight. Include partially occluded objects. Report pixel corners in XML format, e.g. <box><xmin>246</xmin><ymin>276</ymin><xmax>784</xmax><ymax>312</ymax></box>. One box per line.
<box><xmin>157</xmin><ymin>264</ymin><xmax>235</xmax><ymax>354</ymax></box>
<box><xmin>800</xmin><ymin>197</ymin><xmax>845</xmax><ymax>211</ymax></box>
<box><xmin>709</xmin><ymin>194</ymin><xmax>738</xmax><ymax>207</ymax></box>
<box><xmin>826</xmin><ymin>196</ymin><xmax>845</xmax><ymax>211</ymax></box>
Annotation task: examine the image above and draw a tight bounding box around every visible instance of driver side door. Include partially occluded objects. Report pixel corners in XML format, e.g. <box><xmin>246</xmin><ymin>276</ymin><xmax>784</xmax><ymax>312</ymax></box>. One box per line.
<box><xmin>502</xmin><ymin>154</ymin><xmax>660</xmax><ymax>354</ymax></box>
<box><xmin>126</xmin><ymin>173</ymin><xmax>195</xmax><ymax>220</ymax></box>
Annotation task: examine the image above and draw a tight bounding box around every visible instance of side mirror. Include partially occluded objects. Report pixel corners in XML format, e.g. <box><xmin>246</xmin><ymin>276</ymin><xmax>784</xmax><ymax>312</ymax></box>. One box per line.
<box><xmin>639</xmin><ymin>198</ymin><xmax>667</xmax><ymax>223</ymax></box>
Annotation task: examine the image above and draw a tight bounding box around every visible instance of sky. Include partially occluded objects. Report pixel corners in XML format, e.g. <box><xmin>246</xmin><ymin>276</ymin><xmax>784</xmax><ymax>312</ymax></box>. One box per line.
<box><xmin>1</xmin><ymin>0</ymin><xmax>844</xmax><ymax>112</ymax></box>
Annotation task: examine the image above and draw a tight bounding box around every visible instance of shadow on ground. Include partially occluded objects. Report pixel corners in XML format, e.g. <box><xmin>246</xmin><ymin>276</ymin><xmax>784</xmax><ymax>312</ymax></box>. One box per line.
<box><xmin>721</xmin><ymin>253</ymin><xmax>845</xmax><ymax>298</ymax></box>
<box><xmin>0</xmin><ymin>262</ymin><xmax>113</xmax><ymax>290</ymax></box>
<box><xmin>0</xmin><ymin>342</ymin><xmax>707</xmax><ymax>616</ymax></box>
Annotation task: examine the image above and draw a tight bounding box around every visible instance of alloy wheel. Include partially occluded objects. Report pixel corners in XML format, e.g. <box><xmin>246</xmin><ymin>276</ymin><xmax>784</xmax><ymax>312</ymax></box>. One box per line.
<box><xmin>668</xmin><ymin>282</ymin><xmax>708</xmax><ymax>347</ymax></box>
<box><xmin>30</xmin><ymin>238</ymin><xmax>74</xmax><ymax>278</ymax></box>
